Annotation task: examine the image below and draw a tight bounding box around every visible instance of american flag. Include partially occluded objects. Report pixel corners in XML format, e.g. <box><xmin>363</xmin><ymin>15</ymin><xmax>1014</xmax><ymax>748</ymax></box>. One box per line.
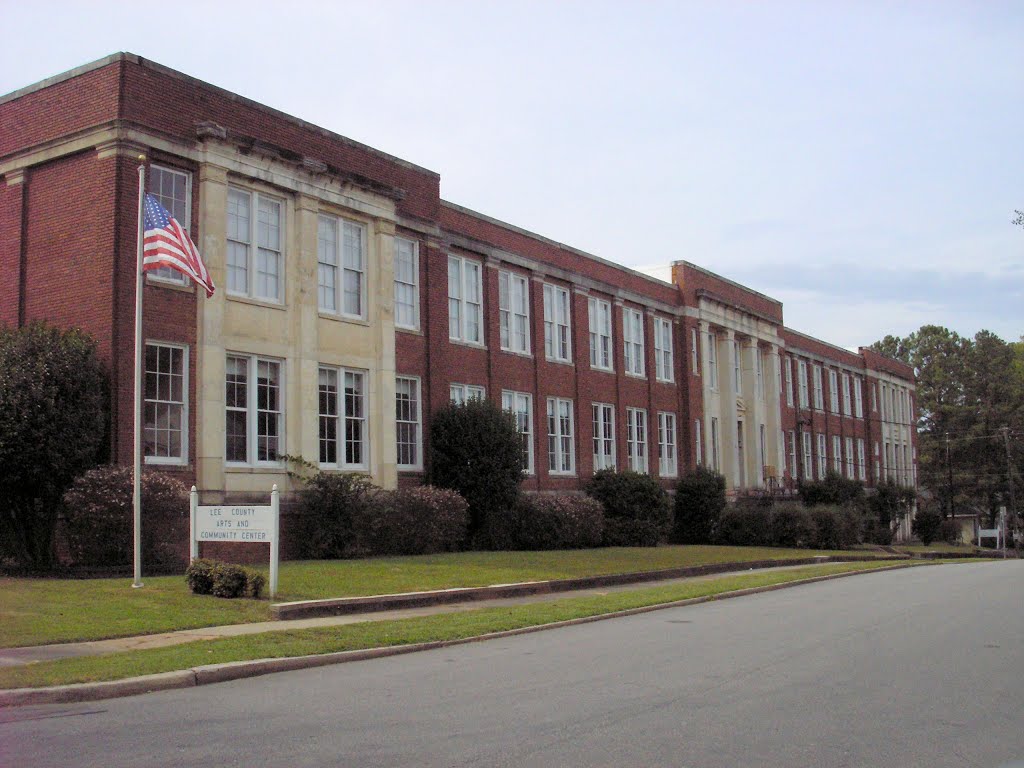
<box><xmin>143</xmin><ymin>193</ymin><xmax>215</xmax><ymax>297</ymax></box>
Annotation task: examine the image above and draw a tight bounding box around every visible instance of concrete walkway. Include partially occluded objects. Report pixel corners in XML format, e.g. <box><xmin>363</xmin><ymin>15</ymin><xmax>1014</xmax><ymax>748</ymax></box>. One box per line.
<box><xmin>0</xmin><ymin>560</ymin><xmax>858</xmax><ymax>668</ymax></box>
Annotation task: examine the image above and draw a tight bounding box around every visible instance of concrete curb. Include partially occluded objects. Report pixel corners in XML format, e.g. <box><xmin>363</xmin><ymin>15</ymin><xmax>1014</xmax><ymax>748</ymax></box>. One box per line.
<box><xmin>0</xmin><ymin>561</ymin><xmax>920</xmax><ymax>707</ymax></box>
<box><xmin>269</xmin><ymin>554</ymin><xmax>905</xmax><ymax>620</ymax></box>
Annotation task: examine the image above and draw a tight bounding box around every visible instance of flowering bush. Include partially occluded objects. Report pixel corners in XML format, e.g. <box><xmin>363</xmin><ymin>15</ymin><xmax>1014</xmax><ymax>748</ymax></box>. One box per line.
<box><xmin>354</xmin><ymin>485</ymin><xmax>469</xmax><ymax>556</ymax></box>
<box><xmin>488</xmin><ymin>494</ymin><xmax>605</xmax><ymax>550</ymax></box>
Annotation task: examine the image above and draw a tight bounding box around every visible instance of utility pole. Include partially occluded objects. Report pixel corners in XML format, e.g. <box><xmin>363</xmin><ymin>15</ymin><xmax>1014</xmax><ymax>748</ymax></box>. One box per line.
<box><xmin>945</xmin><ymin>432</ymin><xmax>954</xmax><ymax>519</ymax></box>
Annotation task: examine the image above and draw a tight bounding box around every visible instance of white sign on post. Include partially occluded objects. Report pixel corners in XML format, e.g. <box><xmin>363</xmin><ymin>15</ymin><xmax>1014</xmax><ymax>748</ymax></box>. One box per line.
<box><xmin>190</xmin><ymin>485</ymin><xmax>280</xmax><ymax>599</ymax></box>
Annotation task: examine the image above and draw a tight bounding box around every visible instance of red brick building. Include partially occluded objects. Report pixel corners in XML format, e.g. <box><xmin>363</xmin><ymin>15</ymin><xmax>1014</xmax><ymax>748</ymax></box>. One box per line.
<box><xmin>1</xmin><ymin>54</ymin><xmax>918</xmax><ymax>524</ymax></box>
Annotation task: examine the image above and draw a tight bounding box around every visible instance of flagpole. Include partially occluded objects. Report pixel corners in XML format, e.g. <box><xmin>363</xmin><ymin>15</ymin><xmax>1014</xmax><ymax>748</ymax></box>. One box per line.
<box><xmin>133</xmin><ymin>158</ymin><xmax>147</xmax><ymax>589</ymax></box>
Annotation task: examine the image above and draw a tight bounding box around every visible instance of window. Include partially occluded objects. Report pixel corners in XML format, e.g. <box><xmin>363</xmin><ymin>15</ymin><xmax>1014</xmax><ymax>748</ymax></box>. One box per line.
<box><xmin>547</xmin><ymin>398</ymin><xmax>575</xmax><ymax>474</ymax></box>
<box><xmin>658</xmin><ymin>412</ymin><xmax>677</xmax><ymax>477</ymax></box>
<box><xmin>845</xmin><ymin>436</ymin><xmax>855</xmax><ymax>479</ymax></box>
<box><xmin>502</xmin><ymin>390</ymin><xmax>534</xmax><ymax>474</ymax></box>
<box><xmin>144</xmin><ymin>343</ymin><xmax>187</xmax><ymax>463</ymax></box>
<box><xmin>832</xmin><ymin>435</ymin><xmax>842</xmax><ymax>473</ymax></box>
<box><xmin>147</xmin><ymin>165</ymin><xmax>190</xmax><ymax>284</ymax></box>
<box><xmin>871</xmin><ymin>382</ymin><xmax>878</xmax><ymax>412</ymax></box>
<box><xmin>690</xmin><ymin>328</ymin><xmax>699</xmax><ymax>375</ymax></box>
<box><xmin>788</xmin><ymin>431</ymin><xmax>797</xmax><ymax>479</ymax></box>
<box><xmin>797</xmin><ymin>360</ymin><xmax>809</xmax><ymax>408</ymax></box>
<box><xmin>694</xmin><ymin>419</ymin><xmax>703</xmax><ymax>466</ymax></box>
<box><xmin>588</xmin><ymin>298</ymin><xmax>613</xmax><ymax>370</ymax></box>
<box><xmin>812</xmin><ymin>365</ymin><xmax>824</xmax><ymax>411</ymax></box>
<box><xmin>318</xmin><ymin>214</ymin><xmax>365</xmax><ymax>318</ymax></box>
<box><xmin>707</xmin><ymin>332</ymin><xmax>719</xmax><ymax>390</ymax></box>
<box><xmin>448</xmin><ymin>255</ymin><xmax>483</xmax><ymax>344</ymax></box>
<box><xmin>784</xmin><ymin>357</ymin><xmax>794</xmax><ymax>407</ymax></box>
<box><xmin>829</xmin><ymin>369</ymin><xmax>839</xmax><ymax>414</ymax></box>
<box><xmin>396</xmin><ymin>376</ymin><xmax>422</xmax><ymax>469</ymax></box>
<box><xmin>543</xmin><ymin>284</ymin><xmax>571</xmax><ymax>362</ymax></box>
<box><xmin>710</xmin><ymin>418</ymin><xmax>720</xmax><ymax>472</ymax></box>
<box><xmin>450</xmin><ymin>384</ymin><xmax>485</xmax><ymax>404</ymax></box>
<box><xmin>592</xmin><ymin>403</ymin><xmax>616</xmax><ymax>471</ymax></box>
<box><xmin>225</xmin><ymin>354</ymin><xmax>283</xmax><ymax>465</ymax></box>
<box><xmin>227</xmin><ymin>187</ymin><xmax>283</xmax><ymax>302</ymax></box>
<box><xmin>733</xmin><ymin>340</ymin><xmax>742</xmax><ymax>394</ymax></box>
<box><xmin>626</xmin><ymin>407</ymin><xmax>648</xmax><ymax>472</ymax></box>
<box><xmin>841</xmin><ymin>373</ymin><xmax>852</xmax><ymax>416</ymax></box>
<box><xmin>318</xmin><ymin>366</ymin><xmax>367</xmax><ymax>469</ymax></box>
<box><xmin>623</xmin><ymin>308</ymin><xmax>645</xmax><ymax>376</ymax></box>
<box><xmin>802</xmin><ymin>432</ymin><xmax>813</xmax><ymax>480</ymax></box>
<box><xmin>394</xmin><ymin>237</ymin><xmax>419</xmax><ymax>330</ymax></box>
<box><xmin>857</xmin><ymin>438</ymin><xmax>867</xmax><ymax>481</ymax></box>
<box><xmin>853</xmin><ymin>376</ymin><xmax>864</xmax><ymax>418</ymax></box>
<box><xmin>499</xmin><ymin>271</ymin><xmax>530</xmax><ymax>354</ymax></box>
<box><xmin>816</xmin><ymin>433</ymin><xmax>827</xmax><ymax>480</ymax></box>
<box><xmin>755</xmin><ymin>349</ymin><xmax>764</xmax><ymax>400</ymax></box>
<box><xmin>654</xmin><ymin>317</ymin><xmax>673</xmax><ymax>382</ymax></box>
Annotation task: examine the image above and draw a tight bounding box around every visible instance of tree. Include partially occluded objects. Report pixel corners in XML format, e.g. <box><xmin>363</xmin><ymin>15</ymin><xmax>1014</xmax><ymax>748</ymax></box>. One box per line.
<box><xmin>672</xmin><ymin>467</ymin><xmax>726</xmax><ymax>544</ymax></box>
<box><xmin>427</xmin><ymin>398</ymin><xmax>524</xmax><ymax>546</ymax></box>
<box><xmin>0</xmin><ymin>323</ymin><xmax>108</xmax><ymax>568</ymax></box>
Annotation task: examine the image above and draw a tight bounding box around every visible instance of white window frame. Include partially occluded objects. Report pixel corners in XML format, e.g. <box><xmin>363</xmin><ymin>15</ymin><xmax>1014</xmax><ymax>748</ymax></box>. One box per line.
<box><xmin>144</xmin><ymin>341</ymin><xmax>188</xmax><ymax>465</ymax></box>
<box><xmin>785</xmin><ymin>357</ymin><xmax>794</xmax><ymax>407</ymax></box>
<box><xmin>816</xmin><ymin>433</ymin><xmax>827</xmax><ymax>480</ymax></box>
<box><xmin>318</xmin><ymin>365</ymin><xmax>368</xmax><ymax>470</ymax></box>
<box><xmin>499</xmin><ymin>271</ymin><xmax>530</xmax><ymax>354</ymax></box>
<box><xmin>694</xmin><ymin>419</ymin><xmax>703</xmax><ymax>466</ymax></box>
<box><xmin>225</xmin><ymin>353</ymin><xmax>284</xmax><ymax>467</ymax></box>
<box><xmin>448</xmin><ymin>255</ymin><xmax>483</xmax><ymax>345</ymax></box>
<box><xmin>654</xmin><ymin>317</ymin><xmax>674</xmax><ymax>383</ymax></box>
<box><xmin>450</xmin><ymin>384</ymin><xmax>485</xmax><ymax>404</ymax></box>
<box><xmin>871</xmin><ymin>382</ymin><xmax>878</xmax><ymax>412</ymax></box>
<box><xmin>832</xmin><ymin>435</ymin><xmax>842</xmax><ymax>474</ymax></box>
<box><xmin>788</xmin><ymin>430</ymin><xmax>797</xmax><ymax>479</ymax></box>
<box><xmin>543</xmin><ymin>283</ymin><xmax>572</xmax><ymax>362</ymax></box>
<box><xmin>588</xmin><ymin>297</ymin><xmax>613</xmax><ymax>371</ymax></box>
<box><xmin>546</xmin><ymin>397</ymin><xmax>575</xmax><ymax>475</ymax></box>
<box><xmin>707</xmin><ymin>332</ymin><xmax>719</xmax><ymax>390</ymax></box>
<box><xmin>658</xmin><ymin>411</ymin><xmax>677</xmax><ymax>478</ymax></box>
<box><xmin>502</xmin><ymin>390</ymin><xmax>535</xmax><ymax>475</ymax></box>
<box><xmin>690</xmin><ymin>328</ymin><xmax>699</xmax><ymax>375</ymax></box>
<box><xmin>857</xmin><ymin>438</ymin><xmax>867</xmax><ymax>481</ymax></box>
<box><xmin>812</xmin><ymin>365</ymin><xmax>824</xmax><ymax>411</ymax></box>
<box><xmin>626</xmin><ymin>407</ymin><xmax>648</xmax><ymax>473</ymax></box>
<box><xmin>147</xmin><ymin>165</ymin><xmax>191</xmax><ymax>285</ymax></box>
<box><xmin>854</xmin><ymin>376</ymin><xmax>864</xmax><ymax>418</ymax></box>
<box><xmin>842</xmin><ymin>373</ymin><xmax>852</xmax><ymax>416</ymax></box>
<box><xmin>592</xmin><ymin>403</ymin><xmax>616</xmax><ymax>472</ymax></box>
<box><xmin>623</xmin><ymin>308</ymin><xmax>645</xmax><ymax>377</ymax></box>
<box><xmin>797</xmin><ymin>360</ymin><xmax>809</xmax><ymax>409</ymax></box>
<box><xmin>394</xmin><ymin>236</ymin><xmax>420</xmax><ymax>331</ymax></box>
<box><xmin>829</xmin><ymin>369</ymin><xmax>839</xmax><ymax>414</ymax></box>
<box><xmin>845</xmin><ymin>436</ymin><xmax>855</xmax><ymax>479</ymax></box>
<box><xmin>710</xmin><ymin>417</ymin><xmax>721</xmax><ymax>472</ymax></box>
<box><xmin>802</xmin><ymin>431</ymin><xmax>813</xmax><ymax>480</ymax></box>
<box><xmin>396</xmin><ymin>375</ymin><xmax>423</xmax><ymax>471</ymax></box>
<box><xmin>317</xmin><ymin>213</ymin><xmax>366</xmax><ymax>319</ymax></box>
<box><xmin>227</xmin><ymin>186</ymin><xmax>284</xmax><ymax>303</ymax></box>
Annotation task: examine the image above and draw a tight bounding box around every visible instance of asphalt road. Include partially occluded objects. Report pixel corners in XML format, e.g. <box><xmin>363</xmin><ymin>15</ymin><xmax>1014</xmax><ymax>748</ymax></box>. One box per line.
<box><xmin>3</xmin><ymin>561</ymin><xmax>1022</xmax><ymax>768</ymax></box>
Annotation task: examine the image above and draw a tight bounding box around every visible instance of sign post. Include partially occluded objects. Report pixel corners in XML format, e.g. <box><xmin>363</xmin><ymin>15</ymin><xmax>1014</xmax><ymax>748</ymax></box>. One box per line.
<box><xmin>190</xmin><ymin>486</ymin><xmax>280</xmax><ymax>598</ymax></box>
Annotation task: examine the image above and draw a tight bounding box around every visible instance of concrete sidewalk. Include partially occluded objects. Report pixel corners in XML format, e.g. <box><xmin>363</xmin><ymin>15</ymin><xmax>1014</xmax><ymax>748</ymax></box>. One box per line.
<box><xmin>0</xmin><ymin>558</ymin><xmax>880</xmax><ymax>668</ymax></box>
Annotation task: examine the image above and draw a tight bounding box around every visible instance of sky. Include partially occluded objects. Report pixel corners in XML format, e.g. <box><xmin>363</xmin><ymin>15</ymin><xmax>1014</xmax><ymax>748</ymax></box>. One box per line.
<box><xmin>2</xmin><ymin>0</ymin><xmax>1021</xmax><ymax>349</ymax></box>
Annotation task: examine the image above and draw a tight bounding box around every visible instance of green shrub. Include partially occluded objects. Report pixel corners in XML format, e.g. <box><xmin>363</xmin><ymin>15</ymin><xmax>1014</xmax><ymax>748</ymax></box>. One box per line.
<box><xmin>808</xmin><ymin>504</ymin><xmax>862</xmax><ymax>549</ymax></box>
<box><xmin>864</xmin><ymin>518</ymin><xmax>894</xmax><ymax>545</ymax></box>
<box><xmin>913</xmin><ymin>508</ymin><xmax>943</xmax><ymax>545</ymax></box>
<box><xmin>297</xmin><ymin>473</ymin><xmax>379</xmax><ymax>559</ymax></box>
<box><xmin>771</xmin><ymin>503</ymin><xmax>814</xmax><ymax>548</ymax></box>
<box><xmin>353</xmin><ymin>485</ymin><xmax>469</xmax><ymax>556</ymax></box>
<box><xmin>185</xmin><ymin>558</ymin><xmax>217</xmax><ymax>595</ymax></box>
<box><xmin>0</xmin><ymin>322</ymin><xmax>108</xmax><ymax>568</ymax></box>
<box><xmin>799</xmin><ymin>471</ymin><xmax>866</xmax><ymax>508</ymax></box>
<box><xmin>211</xmin><ymin>561</ymin><xmax>248</xmax><ymax>598</ymax></box>
<box><xmin>716</xmin><ymin>506</ymin><xmax>772</xmax><ymax>547</ymax></box>
<box><xmin>427</xmin><ymin>399</ymin><xmax>524</xmax><ymax>545</ymax></box>
<box><xmin>939</xmin><ymin>518</ymin><xmax>962</xmax><ymax>545</ymax></box>
<box><xmin>586</xmin><ymin>470</ymin><xmax>671</xmax><ymax>547</ymax></box>
<box><xmin>672</xmin><ymin>467</ymin><xmax>726</xmax><ymax>544</ymax></box>
<box><xmin>61</xmin><ymin>466</ymin><xmax>189</xmax><ymax>568</ymax></box>
<box><xmin>245</xmin><ymin>570</ymin><xmax>266</xmax><ymax>599</ymax></box>
<box><xmin>487</xmin><ymin>494</ymin><xmax>605</xmax><ymax>550</ymax></box>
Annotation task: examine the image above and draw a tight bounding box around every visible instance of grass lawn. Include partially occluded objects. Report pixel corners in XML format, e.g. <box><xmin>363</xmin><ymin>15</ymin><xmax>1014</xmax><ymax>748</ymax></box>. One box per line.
<box><xmin>0</xmin><ymin>560</ymin><xmax>921</xmax><ymax>690</ymax></box>
<box><xmin>894</xmin><ymin>543</ymin><xmax>986</xmax><ymax>554</ymax></box>
<box><xmin>0</xmin><ymin>545</ymin><xmax>886</xmax><ymax>648</ymax></box>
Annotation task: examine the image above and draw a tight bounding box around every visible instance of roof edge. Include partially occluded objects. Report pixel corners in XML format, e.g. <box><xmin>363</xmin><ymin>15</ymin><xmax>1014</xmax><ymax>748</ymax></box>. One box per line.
<box><xmin>0</xmin><ymin>52</ymin><xmax>126</xmax><ymax>107</ymax></box>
